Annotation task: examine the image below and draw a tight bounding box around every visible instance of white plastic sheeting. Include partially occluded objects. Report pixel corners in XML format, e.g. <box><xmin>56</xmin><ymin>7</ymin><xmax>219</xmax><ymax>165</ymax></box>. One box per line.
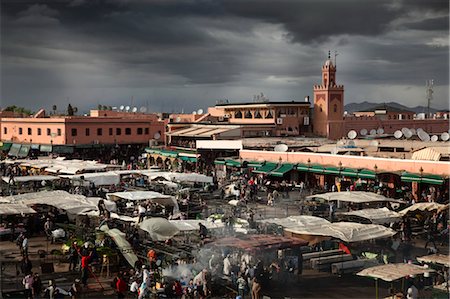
<box><xmin>398</xmin><ymin>202</ymin><xmax>448</xmax><ymax>215</ymax></box>
<box><xmin>262</xmin><ymin>215</ymin><xmax>396</xmax><ymax>243</ymax></box>
<box><xmin>145</xmin><ymin>172</ymin><xmax>213</xmax><ymax>184</ymax></box>
<box><xmin>0</xmin><ymin>203</ymin><xmax>37</xmax><ymax>215</ymax></box>
<box><xmin>60</xmin><ymin>172</ymin><xmax>120</xmax><ymax>186</ymax></box>
<box><xmin>417</xmin><ymin>254</ymin><xmax>450</xmax><ymax>267</ymax></box>
<box><xmin>106</xmin><ymin>191</ymin><xmax>179</xmax><ymax>214</ymax></box>
<box><xmin>340</xmin><ymin>207</ymin><xmax>402</xmax><ymax>224</ymax></box>
<box><xmin>306</xmin><ymin>191</ymin><xmax>401</xmax><ymax>204</ymax></box>
<box><xmin>85</xmin><ymin>197</ymin><xmax>117</xmax><ymax>212</ymax></box>
<box><xmin>139</xmin><ymin>218</ymin><xmax>180</xmax><ymax>241</ymax></box>
<box><xmin>357</xmin><ymin>263</ymin><xmax>435</xmax><ymax>282</ymax></box>
<box><xmin>100</xmin><ymin>225</ymin><xmax>138</xmax><ymax>267</ymax></box>
<box><xmin>169</xmin><ymin>219</ymin><xmax>225</xmax><ymax>232</ymax></box>
<box><xmin>2</xmin><ymin>175</ymin><xmax>59</xmax><ymax>183</ymax></box>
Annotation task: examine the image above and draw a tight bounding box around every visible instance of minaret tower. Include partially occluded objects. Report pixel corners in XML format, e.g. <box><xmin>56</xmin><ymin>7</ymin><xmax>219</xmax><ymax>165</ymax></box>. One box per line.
<box><xmin>313</xmin><ymin>51</ymin><xmax>344</xmax><ymax>139</ymax></box>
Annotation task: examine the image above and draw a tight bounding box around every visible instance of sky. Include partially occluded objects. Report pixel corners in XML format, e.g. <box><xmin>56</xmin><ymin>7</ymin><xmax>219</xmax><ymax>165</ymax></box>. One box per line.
<box><xmin>1</xmin><ymin>0</ymin><xmax>449</xmax><ymax>114</ymax></box>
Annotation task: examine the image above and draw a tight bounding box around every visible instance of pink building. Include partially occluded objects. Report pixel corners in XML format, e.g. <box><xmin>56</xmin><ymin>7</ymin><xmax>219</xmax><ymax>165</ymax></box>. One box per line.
<box><xmin>0</xmin><ymin>109</ymin><xmax>165</xmax><ymax>151</ymax></box>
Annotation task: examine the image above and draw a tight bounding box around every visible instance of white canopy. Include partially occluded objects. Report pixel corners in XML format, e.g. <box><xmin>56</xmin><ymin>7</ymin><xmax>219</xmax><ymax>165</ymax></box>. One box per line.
<box><xmin>2</xmin><ymin>175</ymin><xmax>59</xmax><ymax>183</ymax></box>
<box><xmin>417</xmin><ymin>254</ymin><xmax>450</xmax><ymax>267</ymax></box>
<box><xmin>0</xmin><ymin>203</ymin><xmax>37</xmax><ymax>215</ymax></box>
<box><xmin>169</xmin><ymin>219</ymin><xmax>225</xmax><ymax>232</ymax></box>
<box><xmin>340</xmin><ymin>207</ymin><xmax>402</xmax><ymax>224</ymax></box>
<box><xmin>262</xmin><ymin>215</ymin><xmax>396</xmax><ymax>242</ymax></box>
<box><xmin>60</xmin><ymin>172</ymin><xmax>120</xmax><ymax>186</ymax></box>
<box><xmin>106</xmin><ymin>191</ymin><xmax>179</xmax><ymax>214</ymax></box>
<box><xmin>100</xmin><ymin>225</ymin><xmax>138</xmax><ymax>267</ymax></box>
<box><xmin>145</xmin><ymin>172</ymin><xmax>213</xmax><ymax>184</ymax></box>
<box><xmin>306</xmin><ymin>191</ymin><xmax>401</xmax><ymax>204</ymax></box>
<box><xmin>357</xmin><ymin>263</ymin><xmax>435</xmax><ymax>282</ymax></box>
<box><xmin>399</xmin><ymin>202</ymin><xmax>448</xmax><ymax>215</ymax></box>
<box><xmin>85</xmin><ymin>197</ymin><xmax>117</xmax><ymax>212</ymax></box>
<box><xmin>139</xmin><ymin>218</ymin><xmax>180</xmax><ymax>241</ymax></box>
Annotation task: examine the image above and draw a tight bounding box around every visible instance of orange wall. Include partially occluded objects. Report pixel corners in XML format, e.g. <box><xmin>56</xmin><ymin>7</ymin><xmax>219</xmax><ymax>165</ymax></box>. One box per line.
<box><xmin>239</xmin><ymin>149</ymin><xmax>450</xmax><ymax>176</ymax></box>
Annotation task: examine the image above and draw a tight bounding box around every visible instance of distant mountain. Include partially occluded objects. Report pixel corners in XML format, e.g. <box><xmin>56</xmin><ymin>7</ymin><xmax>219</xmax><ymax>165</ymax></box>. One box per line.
<box><xmin>344</xmin><ymin>101</ymin><xmax>439</xmax><ymax>114</ymax></box>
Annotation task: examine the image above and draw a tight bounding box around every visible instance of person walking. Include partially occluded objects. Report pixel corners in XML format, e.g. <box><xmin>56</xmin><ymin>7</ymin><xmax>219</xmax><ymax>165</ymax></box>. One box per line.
<box><xmin>115</xmin><ymin>273</ymin><xmax>127</xmax><ymax>299</ymax></box>
<box><xmin>21</xmin><ymin>256</ymin><xmax>33</xmax><ymax>275</ymax></box>
<box><xmin>80</xmin><ymin>251</ymin><xmax>92</xmax><ymax>287</ymax></box>
<box><xmin>22</xmin><ymin>272</ymin><xmax>34</xmax><ymax>299</ymax></box>
<box><xmin>68</xmin><ymin>242</ymin><xmax>79</xmax><ymax>271</ymax></box>
<box><xmin>32</xmin><ymin>273</ymin><xmax>42</xmax><ymax>299</ymax></box>
<box><xmin>22</xmin><ymin>235</ymin><xmax>29</xmax><ymax>257</ymax></box>
<box><xmin>44</xmin><ymin>218</ymin><xmax>54</xmax><ymax>243</ymax></box>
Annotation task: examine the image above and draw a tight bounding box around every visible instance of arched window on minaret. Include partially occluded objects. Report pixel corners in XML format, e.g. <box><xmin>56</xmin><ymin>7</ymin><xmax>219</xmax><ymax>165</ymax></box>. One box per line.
<box><xmin>334</xmin><ymin>104</ymin><xmax>337</xmax><ymax>113</ymax></box>
<box><xmin>320</xmin><ymin>104</ymin><xmax>323</xmax><ymax>112</ymax></box>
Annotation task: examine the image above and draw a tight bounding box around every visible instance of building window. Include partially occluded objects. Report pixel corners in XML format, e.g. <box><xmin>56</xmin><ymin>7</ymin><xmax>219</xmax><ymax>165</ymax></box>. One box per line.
<box><xmin>234</xmin><ymin>111</ymin><xmax>242</xmax><ymax>118</ymax></box>
<box><xmin>27</xmin><ymin>128</ymin><xmax>32</xmax><ymax>135</ymax></box>
<box><xmin>37</xmin><ymin>128</ymin><xmax>41</xmax><ymax>135</ymax></box>
<box><xmin>97</xmin><ymin>128</ymin><xmax>102</xmax><ymax>136</ymax></box>
<box><xmin>57</xmin><ymin>129</ymin><xmax>61</xmax><ymax>136</ymax></box>
<box><xmin>116</xmin><ymin>128</ymin><xmax>121</xmax><ymax>135</ymax></box>
<box><xmin>71</xmin><ymin>128</ymin><xmax>77</xmax><ymax>136</ymax></box>
<box><xmin>333</xmin><ymin>104</ymin><xmax>337</xmax><ymax>113</ymax></box>
<box><xmin>144</xmin><ymin>128</ymin><xmax>149</xmax><ymax>134</ymax></box>
<box><xmin>244</xmin><ymin>111</ymin><xmax>252</xmax><ymax>119</ymax></box>
<box><xmin>3</xmin><ymin>127</ymin><xmax>7</xmax><ymax>134</ymax></box>
<box><xmin>137</xmin><ymin>128</ymin><xmax>143</xmax><ymax>135</ymax></box>
<box><xmin>85</xmin><ymin>128</ymin><xmax>90</xmax><ymax>136</ymax></box>
<box><xmin>125</xmin><ymin>128</ymin><xmax>131</xmax><ymax>135</ymax></box>
<box><xmin>320</xmin><ymin>105</ymin><xmax>323</xmax><ymax>112</ymax></box>
<box><xmin>109</xmin><ymin>128</ymin><xmax>113</xmax><ymax>135</ymax></box>
<box><xmin>266</xmin><ymin>110</ymin><xmax>273</xmax><ymax>118</ymax></box>
<box><xmin>19</xmin><ymin>128</ymin><xmax>23</xmax><ymax>135</ymax></box>
<box><xmin>254</xmin><ymin>110</ymin><xmax>262</xmax><ymax>119</ymax></box>
<box><xmin>47</xmin><ymin>128</ymin><xmax>51</xmax><ymax>136</ymax></box>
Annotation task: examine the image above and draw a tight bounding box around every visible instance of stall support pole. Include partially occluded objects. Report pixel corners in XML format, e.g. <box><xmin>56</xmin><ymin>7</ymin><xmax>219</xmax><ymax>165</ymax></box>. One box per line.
<box><xmin>375</xmin><ymin>278</ymin><xmax>379</xmax><ymax>299</ymax></box>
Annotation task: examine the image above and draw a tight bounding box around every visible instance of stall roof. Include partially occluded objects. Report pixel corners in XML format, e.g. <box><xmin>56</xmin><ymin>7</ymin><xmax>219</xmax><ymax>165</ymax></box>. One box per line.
<box><xmin>357</xmin><ymin>263</ymin><xmax>435</xmax><ymax>282</ymax></box>
<box><xmin>0</xmin><ymin>203</ymin><xmax>37</xmax><ymax>215</ymax></box>
<box><xmin>60</xmin><ymin>172</ymin><xmax>120</xmax><ymax>186</ymax></box>
<box><xmin>398</xmin><ymin>202</ymin><xmax>448</xmax><ymax>216</ymax></box>
<box><xmin>208</xmin><ymin>234</ymin><xmax>308</xmax><ymax>250</ymax></box>
<box><xmin>169</xmin><ymin>219</ymin><xmax>225</xmax><ymax>232</ymax></box>
<box><xmin>260</xmin><ymin>215</ymin><xmax>331</xmax><ymax>229</ymax></box>
<box><xmin>145</xmin><ymin>172</ymin><xmax>213</xmax><ymax>184</ymax></box>
<box><xmin>106</xmin><ymin>191</ymin><xmax>179</xmax><ymax>214</ymax></box>
<box><xmin>100</xmin><ymin>225</ymin><xmax>138</xmax><ymax>267</ymax></box>
<box><xmin>340</xmin><ymin>207</ymin><xmax>402</xmax><ymax>224</ymax></box>
<box><xmin>2</xmin><ymin>175</ymin><xmax>59</xmax><ymax>183</ymax></box>
<box><xmin>139</xmin><ymin>218</ymin><xmax>180</xmax><ymax>241</ymax></box>
<box><xmin>416</xmin><ymin>254</ymin><xmax>450</xmax><ymax>267</ymax></box>
<box><xmin>270</xmin><ymin>163</ymin><xmax>295</xmax><ymax>177</ymax></box>
<box><xmin>252</xmin><ymin>163</ymin><xmax>277</xmax><ymax>174</ymax></box>
<box><xmin>306</xmin><ymin>191</ymin><xmax>402</xmax><ymax>204</ymax></box>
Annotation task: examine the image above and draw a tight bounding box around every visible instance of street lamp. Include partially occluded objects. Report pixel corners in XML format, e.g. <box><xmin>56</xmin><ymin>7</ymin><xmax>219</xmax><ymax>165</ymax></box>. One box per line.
<box><xmin>279</xmin><ymin>157</ymin><xmax>283</xmax><ymax>165</ymax></box>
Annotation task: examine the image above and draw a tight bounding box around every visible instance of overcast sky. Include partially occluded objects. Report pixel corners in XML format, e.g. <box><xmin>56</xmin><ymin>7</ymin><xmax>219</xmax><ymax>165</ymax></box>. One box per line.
<box><xmin>1</xmin><ymin>0</ymin><xmax>448</xmax><ymax>113</ymax></box>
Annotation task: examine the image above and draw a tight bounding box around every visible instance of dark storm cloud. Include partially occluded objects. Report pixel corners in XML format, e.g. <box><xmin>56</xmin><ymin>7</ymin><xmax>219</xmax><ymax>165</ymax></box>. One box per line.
<box><xmin>0</xmin><ymin>0</ymin><xmax>448</xmax><ymax>111</ymax></box>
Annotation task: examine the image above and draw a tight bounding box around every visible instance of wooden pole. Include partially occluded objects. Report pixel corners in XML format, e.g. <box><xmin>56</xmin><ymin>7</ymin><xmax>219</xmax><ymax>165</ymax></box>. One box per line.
<box><xmin>375</xmin><ymin>278</ymin><xmax>379</xmax><ymax>299</ymax></box>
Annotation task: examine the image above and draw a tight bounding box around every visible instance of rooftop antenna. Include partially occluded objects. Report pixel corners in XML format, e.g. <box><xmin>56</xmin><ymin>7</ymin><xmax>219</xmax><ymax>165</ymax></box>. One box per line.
<box><xmin>426</xmin><ymin>79</ymin><xmax>433</xmax><ymax>118</ymax></box>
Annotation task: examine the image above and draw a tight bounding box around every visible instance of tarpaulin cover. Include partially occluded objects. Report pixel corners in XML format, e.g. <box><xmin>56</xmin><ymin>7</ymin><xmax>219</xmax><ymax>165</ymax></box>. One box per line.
<box><xmin>2</xmin><ymin>175</ymin><xmax>59</xmax><ymax>183</ymax></box>
<box><xmin>398</xmin><ymin>202</ymin><xmax>448</xmax><ymax>216</ymax></box>
<box><xmin>107</xmin><ymin>191</ymin><xmax>179</xmax><ymax>214</ymax></box>
<box><xmin>357</xmin><ymin>263</ymin><xmax>435</xmax><ymax>282</ymax></box>
<box><xmin>60</xmin><ymin>172</ymin><xmax>120</xmax><ymax>186</ymax></box>
<box><xmin>340</xmin><ymin>207</ymin><xmax>402</xmax><ymax>224</ymax></box>
<box><xmin>306</xmin><ymin>191</ymin><xmax>402</xmax><ymax>204</ymax></box>
<box><xmin>0</xmin><ymin>203</ymin><xmax>37</xmax><ymax>215</ymax></box>
<box><xmin>169</xmin><ymin>219</ymin><xmax>225</xmax><ymax>232</ymax></box>
<box><xmin>208</xmin><ymin>234</ymin><xmax>308</xmax><ymax>251</ymax></box>
<box><xmin>100</xmin><ymin>225</ymin><xmax>138</xmax><ymax>267</ymax></box>
<box><xmin>416</xmin><ymin>254</ymin><xmax>450</xmax><ymax>267</ymax></box>
<box><xmin>139</xmin><ymin>218</ymin><xmax>180</xmax><ymax>241</ymax></box>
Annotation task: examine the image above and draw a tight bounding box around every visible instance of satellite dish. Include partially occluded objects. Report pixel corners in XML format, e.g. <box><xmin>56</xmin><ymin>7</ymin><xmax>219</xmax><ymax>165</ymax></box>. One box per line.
<box><xmin>139</xmin><ymin>107</ymin><xmax>147</xmax><ymax>113</ymax></box>
<box><xmin>112</xmin><ymin>106</ymin><xmax>117</xmax><ymax>110</ymax></box>
<box><xmin>404</xmin><ymin>129</ymin><xmax>413</xmax><ymax>139</ymax></box>
<box><xmin>441</xmin><ymin>132</ymin><xmax>450</xmax><ymax>141</ymax></box>
<box><xmin>176</xmin><ymin>117</ymin><xmax>181</xmax><ymax>123</ymax></box>
<box><xmin>125</xmin><ymin>106</ymin><xmax>130</xmax><ymax>111</ymax></box>
<box><xmin>153</xmin><ymin>132</ymin><xmax>161</xmax><ymax>140</ymax></box>
<box><xmin>418</xmin><ymin>130</ymin><xmax>430</xmax><ymax>142</ymax></box>
<box><xmin>369</xmin><ymin>129</ymin><xmax>377</xmax><ymax>135</ymax></box>
<box><xmin>360</xmin><ymin>129</ymin><xmax>368</xmax><ymax>136</ymax></box>
<box><xmin>192</xmin><ymin>111</ymin><xmax>197</xmax><ymax>115</ymax></box>
<box><xmin>348</xmin><ymin>140</ymin><xmax>356</xmax><ymax>147</ymax></box>
<box><xmin>410</xmin><ymin>128</ymin><xmax>416</xmax><ymax>135</ymax></box>
<box><xmin>132</xmin><ymin>107</ymin><xmax>138</xmax><ymax>113</ymax></box>
<box><xmin>394</xmin><ymin>130</ymin><xmax>403</xmax><ymax>139</ymax></box>
<box><xmin>274</xmin><ymin>144</ymin><xmax>289</xmax><ymax>152</ymax></box>
<box><xmin>119</xmin><ymin>105</ymin><xmax>125</xmax><ymax>111</ymax></box>
<box><xmin>197</xmin><ymin>109</ymin><xmax>204</xmax><ymax>114</ymax></box>
<box><xmin>377</xmin><ymin>128</ymin><xmax>384</xmax><ymax>135</ymax></box>
<box><xmin>347</xmin><ymin>130</ymin><xmax>357</xmax><ymax>140</ymax></box>
<box><xmin>370</xmin><ymin>140</ymin><xmax>379</xmax><ymax>147</ymax></box>
<box><xmin>431</xmin><ymin>135</ymin><xmax>438</xmax><ymax>142</ymax></box>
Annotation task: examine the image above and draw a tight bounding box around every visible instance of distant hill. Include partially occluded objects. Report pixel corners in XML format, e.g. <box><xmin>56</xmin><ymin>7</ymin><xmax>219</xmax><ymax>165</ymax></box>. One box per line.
<box><xmin>344</xmin><ymin>101</ymin><xmax>439</xmax><ymax>114</ymax></box>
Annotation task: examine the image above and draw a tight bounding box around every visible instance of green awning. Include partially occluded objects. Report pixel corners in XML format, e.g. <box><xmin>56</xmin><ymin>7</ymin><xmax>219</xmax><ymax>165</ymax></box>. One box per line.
<box><xmin>421</xmin><ymin>175</ymin><xmax>444</xmax><ymax>185</ymax></box>
<box><xmin>8</xmin><ymin>143</ymin><xmax>21</xmax><ymax>157</ymax></box>
<box><xmin>180</xmin><ymin>156</ymin><xmax>197</xmax><ymax>163</ymax></box>
<box><xmin>253</xmin><ymin>162</ymin><xmax>277</xmax><ymax>174</ymax></box>
<box><xmin>323</xmin><ymin>167</ymin><xmax>340</xmax><ymax>175</ymax></box>
<box><xmin>225</xmin><ymin>159</ymin><xmax>241</xmax><ymax>167</ymax></box>
<box><xmin>18</xmin><ymin>144</ymin><xmax>31</xmax><ymax>158</ymax></box>
<box><xmin>214</xmin><ymin>159</ymin><xmax>226</xmax><ymax>165</ymax></box>
<box><xmin>296</xmin><ymin>163</ymin><xmax>309</xmax><ymax>172</ymax></box>
<box><xmin>246</xmin><ymin>161</ymin><xmax>264</xmax><ymax>168</ymax></box>
<box><xmin>53</xmin><ymin>145</ymin><xmax>74</xmax><ymax>154</ymax></box>
<box><xmin>309</xmin><ymin>164</ymin><xmax>324</xmax><ymax>173</ymax></box>
<box><xmin>270</xmin><ymin>163</ymin><xmax>295</xmax><ymax>177</ymax></box>
<box><xmin>160</xmin><ymin>150</ymin><xmax>178</xmax><ymax>158</ymax></box>
<box><xmin>340</xmin><ymin>168</ymin><xmax>359</xmax><ymax>178</ymax></box>
<box><xmin>0</xmin><ymin>142</ymin><xmax>12</xmax><ymax>151</ymax></box>
<box><xmin>401</xmin><ymin>172</ymin><xmax>422</xmax><ymax>183</ymax></box>
<box><xmin>358</xmin><ymin>169</ymin><xmax>376</xmax><ymax>180</ymax></box>
<box><xmin>40</xmin><ymin>144</ymin><xmax>53</xmax><ymax>152</ymax></box>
